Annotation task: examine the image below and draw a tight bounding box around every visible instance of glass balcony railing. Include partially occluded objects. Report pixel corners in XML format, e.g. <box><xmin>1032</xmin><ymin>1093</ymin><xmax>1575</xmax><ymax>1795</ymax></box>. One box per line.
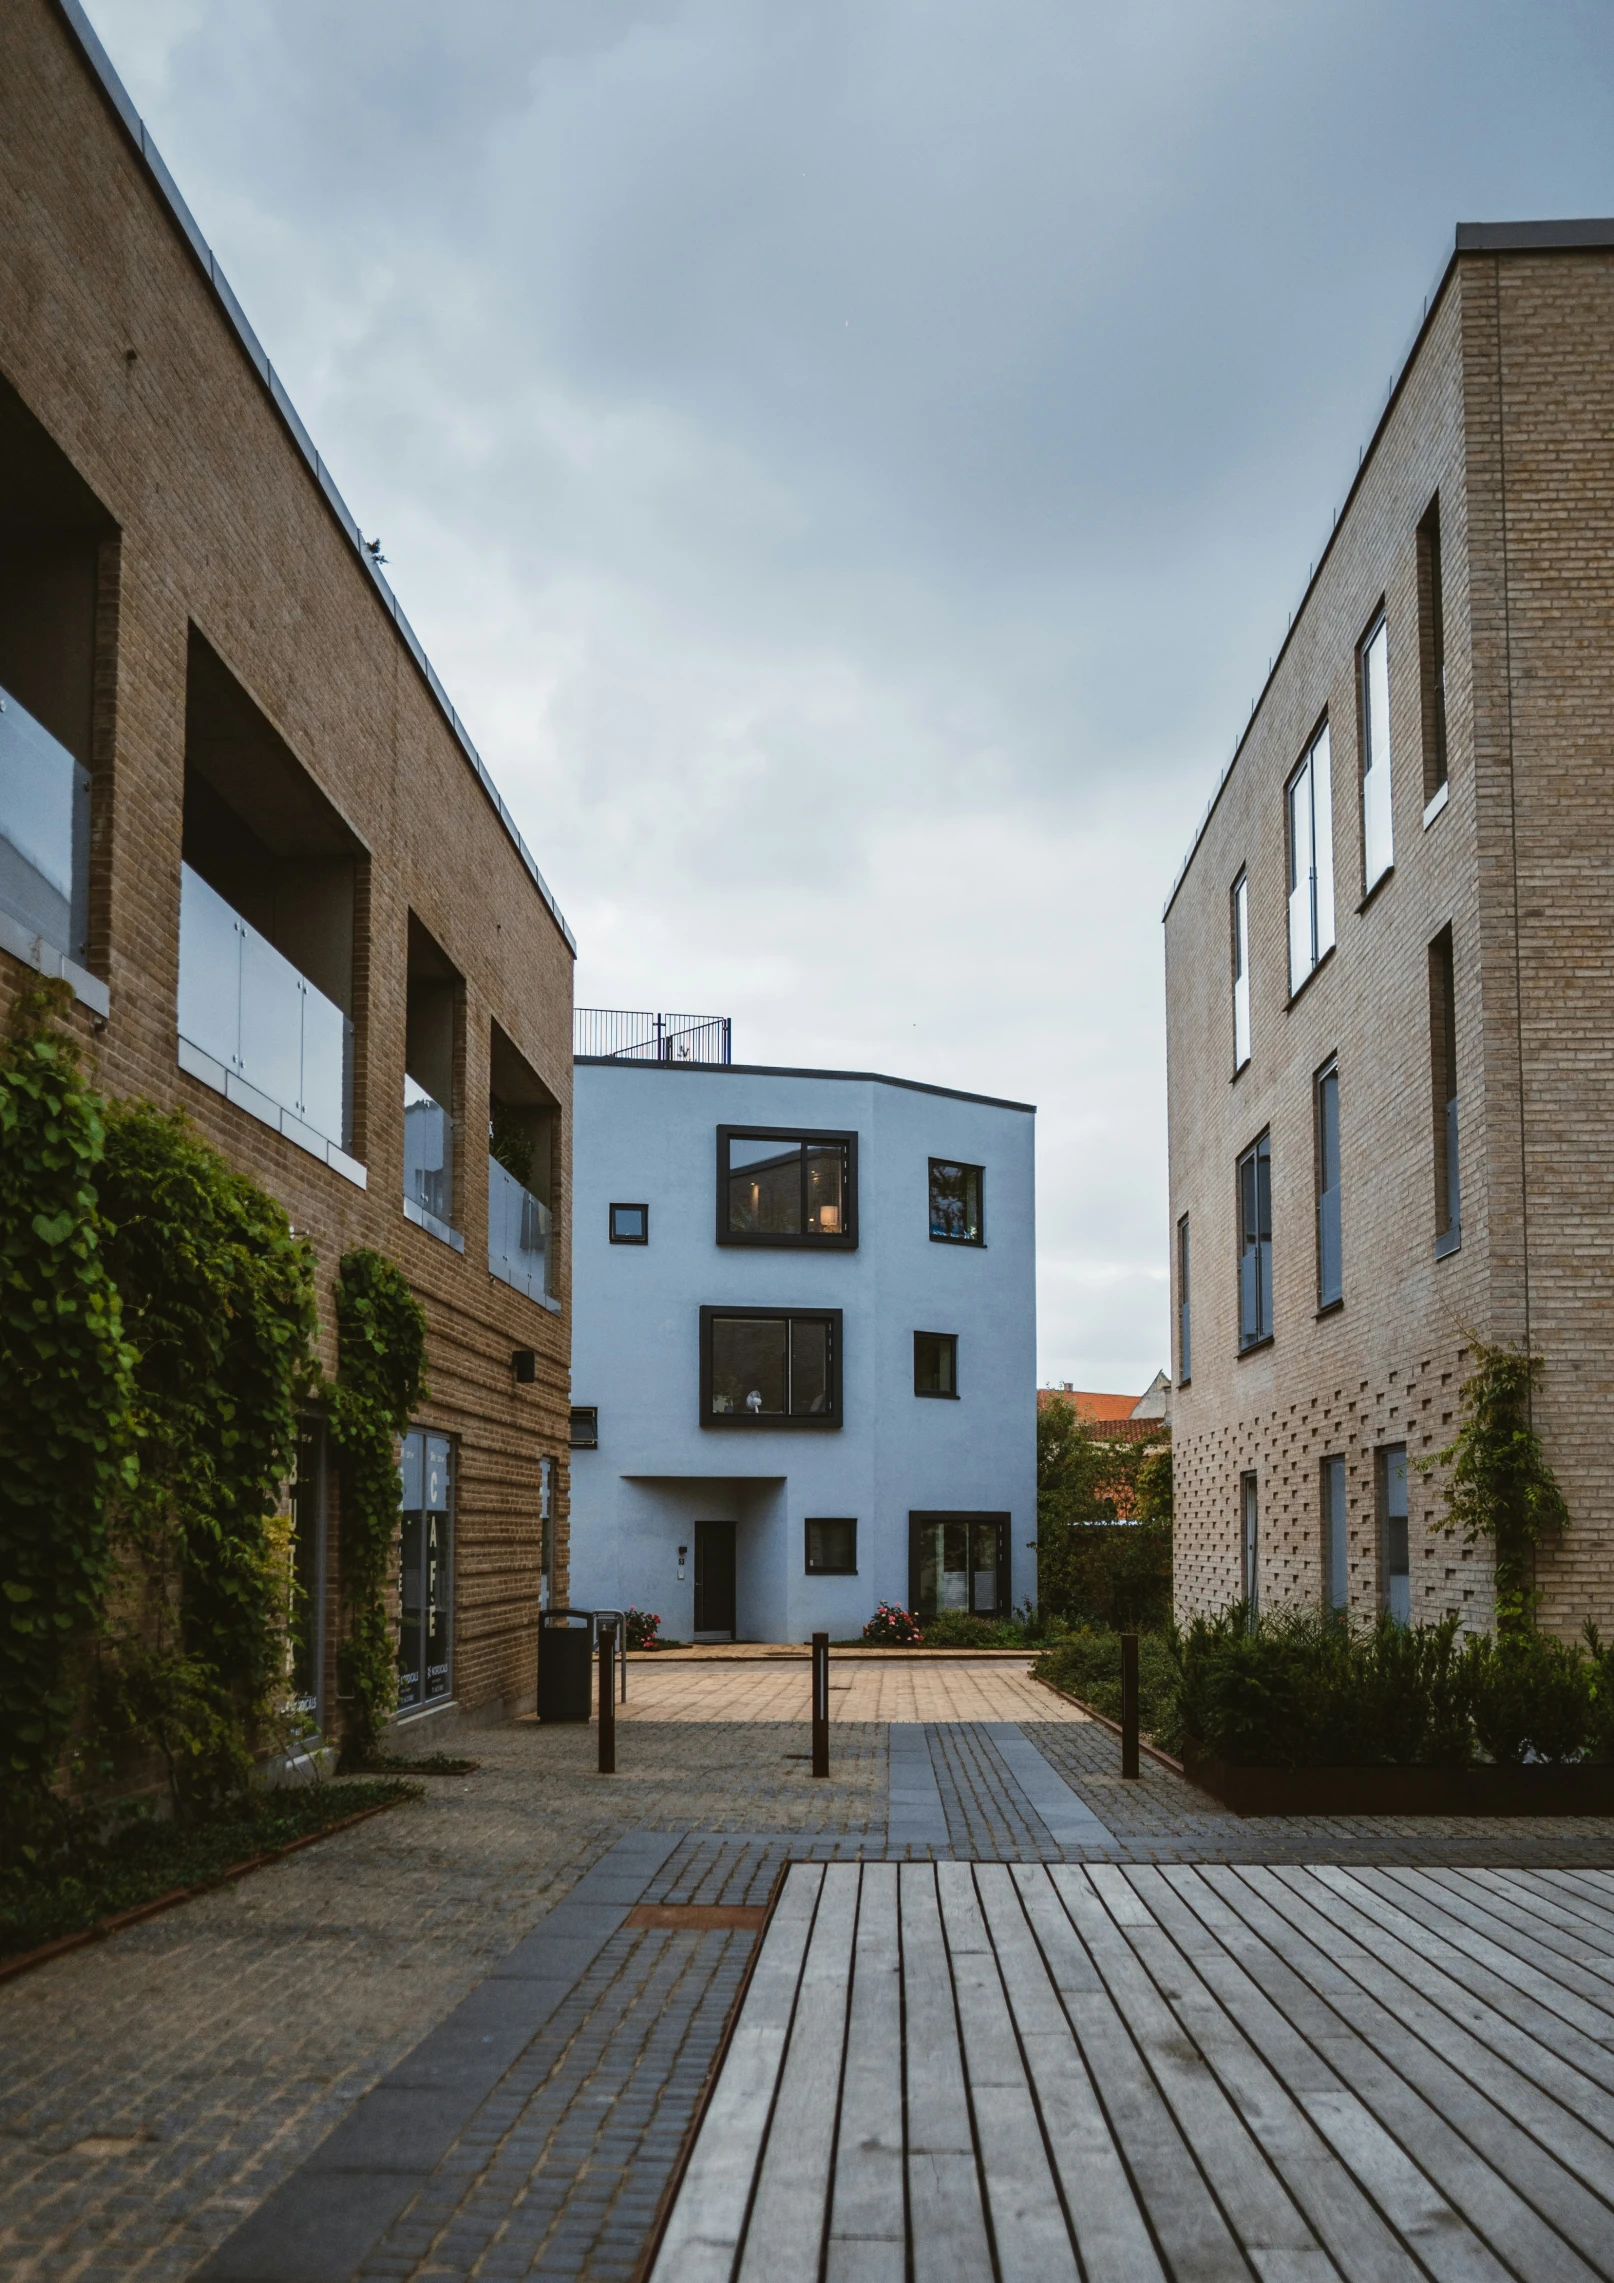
<box><xmin>178</xmin><ymin>864</ymin><xmax>350</xmax><ymax>1148</ymax></box>
<box><xmin>489</xmin><ymin>1154</ymin><xmax>554</xmax><ymax>1303</ymax></box>
<box><xmin>404</xmin><ymin>1079</ymin><xmax>458</xmax><ymax>1245</ymax></box>
<box><xmin>0</xmin><ymin>683</ymin><xmax>90</xmax><ymax>960</ymax></box>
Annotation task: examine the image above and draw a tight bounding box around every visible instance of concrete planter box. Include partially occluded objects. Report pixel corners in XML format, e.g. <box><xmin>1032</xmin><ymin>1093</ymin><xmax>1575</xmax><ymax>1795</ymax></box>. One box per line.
<box><xmin>1182</xmin><ymin>1747</ymin><xmax>1614</xmax><ymax>1818</ymax></box>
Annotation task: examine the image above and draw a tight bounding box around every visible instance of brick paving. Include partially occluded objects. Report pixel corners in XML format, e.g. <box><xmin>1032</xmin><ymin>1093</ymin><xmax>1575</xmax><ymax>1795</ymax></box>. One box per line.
<box><xmin>5</xmin><ymin>1682</ymin><xmax>1614</xmax><ymax>2281</ymax></box>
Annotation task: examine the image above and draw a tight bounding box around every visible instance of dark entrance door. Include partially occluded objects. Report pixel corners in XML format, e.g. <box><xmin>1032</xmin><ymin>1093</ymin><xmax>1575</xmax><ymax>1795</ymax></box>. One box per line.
<box><xmin>694</xmin><ymin>1520</ymin><xmax>737</xmax><ymax>1638</ymax></box>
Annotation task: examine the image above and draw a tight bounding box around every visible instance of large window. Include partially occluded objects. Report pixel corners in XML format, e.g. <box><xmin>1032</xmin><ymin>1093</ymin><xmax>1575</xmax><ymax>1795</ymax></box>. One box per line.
<box><xmin>701</xmin><ymin>1306</ymin><xmax>842</xmax><ymax>1427</ymax></box>
<box><xmin>398</xmin><ymin>1429</ymin><xmax>453</xmax><ymax>1713</ymax></box>
<box><xmin>1237</xmin><ymin>1133</ymin><xmax>1272</xmax><ymax>1350</ymax></box>
<box><xmin>929</xmin><ymin>1159</ymin><xmax>983</xmax><ymax>1244</ymax></box>
<box><xmin>1241</xmin><ymin>1472</ymin><xmax>1260</xmax><ymax>1614</ymax></box>
<box><xmin>1231</xmin><ymin>871</ymin><xmax>1251</xmax><ymax>1071</ymax></box>
<box><xmin>1379</xmin><ymin>1443</ymin><xmax>1410</xmax><ymax>1625</ymax></box>
<box><xmin>1322</xmin><ymin>1454</ymin><xmax>1348</xmax><ymax>1618</ymax></box>
<box><xmin>1431</xmin><ymin>926</ymin><xmax>1460</xmax><ymax>1257</ymax></box>
<box><xmin>1360</xmin><ymin>610</ymin><xmax>1394</xmax><ymax>892</ymax></box>
<box><xmin>910</xmin><ymin>1513</ymin><xmax>1008</xmax><ymax>1621</ymax></box>
<box><xmin>914</xmin><ymin>1330</ymin><xmax>959</xmax><ymax>1397</ymax></box>
<box><xmin>404</xmin><ymin>915</ymin><xmax>462</xmax><ymax>1250</ymax></box>
<box><xmin>1418</xmin><ymin>497</ymin><xmax>1449</xmax><ymax>809</ymax></box>
<box><xmin>1177</xmin><ymin>1215</ymin><xmax>1191</xmax><ymax>1384</ymax></box>
<box><xmin>717</xmin><ymin>1128</ymin><xmax>856</xmax><ymax>1248</ymax></box>
<box><xmin>805</xmin><ymin>1518</ymin><xmax>857</xmax><ymax>1575</ymax></box>
<box><xmin>1315</xmin><ymin>1060</ymin><xmax>1341</xmax><ymax>1311</ymax></box>
<box><xmin>1286</xmin><ymin>723</ymin><xmax>1335</xmax><ymax>994</ymax></box>
<box><xmin>488</xmin><ymin>1020</ymin><xmax>559</xmax><ymax>1305</ymax></box>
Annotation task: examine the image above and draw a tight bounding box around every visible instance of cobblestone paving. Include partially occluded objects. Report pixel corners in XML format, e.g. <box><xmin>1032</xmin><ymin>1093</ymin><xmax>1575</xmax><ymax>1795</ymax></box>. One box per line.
<box><xmin>0</xmin><ymin>1725</ymin><xmax>878</xmax><ymax>2283</ymax></box>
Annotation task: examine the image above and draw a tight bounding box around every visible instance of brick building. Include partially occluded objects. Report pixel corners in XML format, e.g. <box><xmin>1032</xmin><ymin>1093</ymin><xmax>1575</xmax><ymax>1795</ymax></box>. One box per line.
<box><xmin>0</xmin><ymin>0</ymin><xmax>574</xmax><ymax>1739</ymax></box>
<box><xmin>1165</xmin><ymin>221</ymin><xmax>1614</xmax><ymax>1640</ymax></box>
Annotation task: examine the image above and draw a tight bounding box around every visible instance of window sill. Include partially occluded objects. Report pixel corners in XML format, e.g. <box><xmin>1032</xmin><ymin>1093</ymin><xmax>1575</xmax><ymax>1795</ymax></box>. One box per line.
<box><xmin>393</xmin><ymin>1698</ymin><xmax>457</xmax><ymax>1726</ymax></box>
<box><xmin>1316</xmin><ymin>1297</ymin><xmax>1344</xmax><ymax>1319</ymax></box>
<box><xmin>914</xmin><ymin>1389</ymin><xmax>961</xmax><ymax>1400</ymax></box>
<box><xmin>1230</xmin><ymin>1056</ymin><xmax>1250</xmax><ymax>1083</ymax></box>
<box><xmin>404</xmin><ymin>1194</ymin><xmax>465</xmax><ymax>1251</ymax></box>
<box><xmin>1286</xmin><ymin>945</ymin><xmax>1336</xmax><ymax>1011</ymax></box>
<box><xmin>1356</xmin><ymin>863</ymin><xmax>1395</xmax><ymax>916</ymax></box>
<box><xmin>179</xmin><ymin>1036</ymin><xmax>367</xmax><ymax>1188</ymax></box>
<box><xmin>1435</xmin><ymin>1226</ymin><xmax>1462</xmax><ymax>1261</ymax></box>
<box><xmin>0</xmin><ymin>906</ymin><xmax>109</xmax><ymax>1018</ymax></box>
<box><xmin>1237</xmin><ymin>1334</ymin><xmax>1275</xmax><ymax>1358</ymax></box>
<box><xmin>928</xmin><ymin>1233</ymin><xmax>985</xmax><ymax>1248</ymax></box>
<box><xmin>703</xmin><ymin>1414</ymin><xmax>842</xmax><ymax>1431</ymax></box>
<box><xmin>718</xmin><ymin>1232</ymin><xmax>859</xmax><ymax>1252</ymax></box>
<box><xmin>1423</xmin><ymin>781</ymin><xmax>1450</xmax><ymax>830</ymax></box>
<box><xmin>806</xmin><ymin>1569</ymin><xmax>858</xmax><ymax>1579</ymax></box>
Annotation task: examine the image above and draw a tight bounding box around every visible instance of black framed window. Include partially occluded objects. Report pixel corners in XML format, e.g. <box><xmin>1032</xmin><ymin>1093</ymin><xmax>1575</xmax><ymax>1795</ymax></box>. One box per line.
<box><xmin>398</xmin><ymin>1429</ymin><xmax>453</xmax><ymax>1712</ymax></box>
<box><xmin>1315</xmin><ymin>1060</ymin><xmax>1341</xmax><ymax>1310</ymax></box>
<box><xmin>717</xmin><ymin>1127</ymin><xmax>856</xmax><ymax>1247</ymax></box>
<box><xmin>914</xmin><ymin>1330</ymin><xmax>958</xmax><ymax>1397</ymax></box>
<box><xmin>609</xmin><ymin>1202</ymin><xmax>648</xmax><ymax>1244</ymax></box>
<box><xmin>1177</xmin><ymin>1214</ymin><xmax>1191</xmax><ymax>1384</ymax></box>
<box><xmin>929</xmin><ymin>1159</ymin><xmax>983</xmax><ymax>1244</ymax></box>
<box><xmin>1418</xmin><ymin>495</ymin><xmax>1449</xmax><ymax>803</ymax></box>
<box><xmin>1322</xmin><ymin>1453</ymin><xmax>1348</xmax><ymax>1618</ymax></box>
<box><xmin>805</xmin><ymin>1517</ymin><xmax>857</xmax><ymax>1575</ymax></box>
<box><xmin>569</xmin><ymin>1405</ymin><xmax>598</xmax><ymax>1449</ymax></box>
<box><xmin>701</xmin><ymin>1306</ymin><xmax>842</xmax><ymax>1427</ymax></box>
<box><xmin>1379</xmin><ymin>1444</ymin><xmax>1410</xmax><ymax>1625</ymax></box>
<box><xmin>1237</xmin><ymin>1133</ymin><xmax>1272</xmax><ymax>1350</ymax></box>
<box><xmin>909</xmin><ymin>1513</ymin><xmax>1008</xmax><ymax>1620</ymax></box>
<box><xmin>1431</xmin><ymin>926</ymin><xmax>1460</xmax><ymax>1257</ymax></box>
<box><xmin>1241</xmin><ymin>1472</ymin><xmax>1259</xmax><ymax>1614</ymax></box>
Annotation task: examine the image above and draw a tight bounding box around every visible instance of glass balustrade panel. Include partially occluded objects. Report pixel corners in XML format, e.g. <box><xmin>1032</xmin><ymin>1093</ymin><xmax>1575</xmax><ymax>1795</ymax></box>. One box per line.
<box><xmin>405</xmin><ymin>1081</ymin><xmax>453</xmax><ymax>1224</ymax></box>
<box><xmin>178</xmin><ymin>865</ymin><xmax>244</xmax><ymax>1071</ymax></box>
<box><xmin>488</xmin><ymin>1154</ymin><xmax>552</xmax><ymax>1300</ymax></box>
<box><xmin>298</xmin><ymin>982</ymin><xmax>349</xmax><ymax>1142</ymax></box>
<box><xmin>240</xmin><ymin>923</ymin><xmax>306</xmax><ymax>1114</ymax></box>
<box><xmin>0</xmin><ymin>687</ymin><xmax>90</xmax><ymax>957</ymax></box>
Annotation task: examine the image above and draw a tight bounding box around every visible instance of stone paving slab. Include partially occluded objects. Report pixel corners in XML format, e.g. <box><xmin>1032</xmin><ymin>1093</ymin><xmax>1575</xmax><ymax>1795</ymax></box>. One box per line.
<box><xmin>615</xmin><ymin>1653</ymin><xmax>1088</xmax><ymax>1724</ymax></box>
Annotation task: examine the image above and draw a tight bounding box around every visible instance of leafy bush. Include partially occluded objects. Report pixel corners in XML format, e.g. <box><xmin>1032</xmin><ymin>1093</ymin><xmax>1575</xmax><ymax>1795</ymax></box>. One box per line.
<box><xmin>925</xmin><ymin>1611</ymin><xmax>1001</xmax><ymax>1648</ymax></box>
<box><xmin>863</xmin><ymin>1601</ymin><xmax>923</xmax><ymax>1645</ymax></box>
<box><xmin>1175</xmin><ymin>1607</ymin><xmax>1612</xmax><ymax>1768</ymax></box>
<box><xmin>1420</xmin><ymin>1338</ymin><xmax>1568</xmax><ymax>1634</ymax></box>
<box><xmin>624</xmin><ymin>1608</ymin><xmax>661</xmax><ymax>1649</ymax></box>
<box><xmin>1033</xmin><ymin>1628</ymin><xmax>1184</xmax><ymax>1751</ymax></box>
<box><xmin>1036</xmin><ymin>1399</ymin><xmax>1172</xmax><ymax>1630</ymax></box>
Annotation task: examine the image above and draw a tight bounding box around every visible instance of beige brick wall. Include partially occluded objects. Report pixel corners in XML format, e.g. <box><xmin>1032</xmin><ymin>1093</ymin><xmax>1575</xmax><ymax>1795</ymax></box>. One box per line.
<box><xmin>1166</xmin><ymin>244</ymin><xmax>1614</xmax><ymax>1641</ymax></box>
<box><xmin>0</xmin><ymin>0</ymin><xmax>574</xmax><ymax>1729</ymax></box>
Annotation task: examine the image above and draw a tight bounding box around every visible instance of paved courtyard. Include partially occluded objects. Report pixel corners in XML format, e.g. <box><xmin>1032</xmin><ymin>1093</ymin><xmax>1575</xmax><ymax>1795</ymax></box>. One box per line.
<box><xmin>0</xmin><ymin>1654</ymin><xmax>1611</xmax><ymax>2281</ymax></box>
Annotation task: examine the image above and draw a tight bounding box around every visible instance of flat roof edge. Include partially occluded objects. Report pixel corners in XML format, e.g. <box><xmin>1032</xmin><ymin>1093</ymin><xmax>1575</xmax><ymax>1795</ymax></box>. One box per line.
<box><xmin>1162</xmin><ymin>218</ymin><xmax>1614</xmax><ymax>924</ymax></box>
<box><xmin>51</xmin><ymin>0</ymin><xmax>576</xmax><ymax>957</ymax></box>
<box><xmin>574</xmin><ymin>1055</ymin><xmax>1036</xmax><ymax>1114</ymax></box>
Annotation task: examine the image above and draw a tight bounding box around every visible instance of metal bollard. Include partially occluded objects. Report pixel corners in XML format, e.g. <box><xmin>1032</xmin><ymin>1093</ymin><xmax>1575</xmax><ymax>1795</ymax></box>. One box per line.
<box><xmin>1120</xmin><ymin>1630</ymin><xmax>1140</xmax><ymax>1780</ymax></box>
<box><xmin>811</xmin><ymin>1631</ymin><xmax>829</xmax><ymax>1778</ymax></box>
<box><xmin>598</xmin><ymin>1621</ymin><xmax>617</xmax><ymax>1774</ymax></box>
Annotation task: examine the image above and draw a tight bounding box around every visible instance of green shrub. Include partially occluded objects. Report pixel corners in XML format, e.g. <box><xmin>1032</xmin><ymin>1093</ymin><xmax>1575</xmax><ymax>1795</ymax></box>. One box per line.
<box><xmin>1033</xmin><ymin>1628</ymin><xmax>1184</xmax><ymax>1752</ymax></box>
<box><xmin>926</xmin><ymin>1611</ymin><xmax>1000</xmax><ymax>1648</ymax></box>
<box><xmin>1468</xmin><ymin>1630</ymin><xmax>1591</xmax><ymax>1765</ymax></box>
<box><xmin>1585</xmin><ymin>1624</ymin><xmax>1614</xmax><ymax>1765</ymax></box>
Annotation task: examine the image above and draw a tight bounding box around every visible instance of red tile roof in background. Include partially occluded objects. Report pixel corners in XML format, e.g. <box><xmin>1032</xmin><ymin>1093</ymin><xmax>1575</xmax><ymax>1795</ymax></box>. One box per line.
<box><xmin>1037</xmin><ymin>1388</ymin><xmax>1139</xmax><ymax>1420</ymax></box>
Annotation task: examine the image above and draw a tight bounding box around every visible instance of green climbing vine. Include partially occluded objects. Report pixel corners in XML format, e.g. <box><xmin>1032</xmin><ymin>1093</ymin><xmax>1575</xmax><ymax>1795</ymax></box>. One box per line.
<box><xmin>1422</xmin><ymin>1337</ymin><xmax>1569</xmax><ymax>1635</ymax></box>
<box><xmin>329</xmin><ymin>1249</ymin><xmax>427</xmax><ymax>1765</ymax></box>
<box><xmin>97</xmin><ymin>1102</ymin><xmax>320</xmax><ymax>1811</ymax></box>
<box><xmin>0</xmin><ymin>982</ymin><xmax>137</xmax><ymax>1850</ymax></box>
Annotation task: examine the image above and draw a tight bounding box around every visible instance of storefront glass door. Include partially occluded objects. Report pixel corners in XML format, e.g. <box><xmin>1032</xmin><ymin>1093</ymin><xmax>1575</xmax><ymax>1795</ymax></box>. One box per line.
<box><xmin>399</xmin><ymin>1429</ymin><xmax>454</xmax><ymax>1711</ymax></box>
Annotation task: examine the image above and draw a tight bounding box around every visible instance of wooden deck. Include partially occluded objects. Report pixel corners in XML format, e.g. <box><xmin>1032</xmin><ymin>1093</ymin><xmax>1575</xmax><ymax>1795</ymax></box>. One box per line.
<box><xmin>649</xmin><ymin>1859</ymin><xmax>1614</xmax><ymax>2281</ymax></box>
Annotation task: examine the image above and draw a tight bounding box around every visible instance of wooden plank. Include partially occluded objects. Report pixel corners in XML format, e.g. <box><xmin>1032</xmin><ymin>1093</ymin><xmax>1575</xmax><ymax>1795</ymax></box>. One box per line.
<box><xmin>1369</xmin><ymin>1866</ymin><xmax>1614</xmax><ymax>2019</ymax></box>
<box><xmin>1481</xmin><ymin>1867</ymin><xmax>1614</xmax><ymax>1945</ymax></box>
<box><xmin>1094</xmin><ymin>1864</ymin><xmax>1431</xmax><ymax>2283</ymax></box>
<box><xmin>1310</xmin><ymin>1868</ymin><xmax>1614</xmax><ymax>2085</ymax></box>
<box><xmin>1541</xmin><ymin>1870</ymin><xmax>1614</xmax><ymax>1925</ymax></box>
<box><xmin>738</xmin><ymin>1865</ymin><xmax>860</xmax><ymax>2282</ymax></box>
<box><xmin>1048</xmin><ymin>1865</ymin><xmax>1337</xmax><ymax>2279</ymax></box>
<box><xmin>1012</xmin><ymin>1863</ymin><xmax>1250</xmax><ymax>2282</ymax></box>
<box><xmin>828</xmin><ymin>1862</ymin><xmax>906</xmax><ymax>2273</ymax></box>
<box><xmin>1152</xmin><ymin>1865</ymin><xmax>1518</xmax><ymax>2283</ymax></box>
<box><xmin>936</xmin><ymin>1863</ymin><xmax>1079</xmax><ymax>2283</ymax></box>
<box><xmin>899</xmin><ymin>1862</ymin><xmax>995</xmax><ymax>2283</ymax></box>
<box><xmin>651</xmin><ymin>1864</ymin><xmax>824</xmax><ymax>2283</ymax></box>
<box><xmin>1254</xmin><ymin>1869</ymin><xmax>1614</xmax><ymax>2221</ymax></box>
<box><xmin>1209</xmin><ymin>1867</ymin><xmax>1602</xmax><ymax>2283</ymax></box>
<box><xmin>974</xmin><ymin>1865</ymin><xmax>1166</xmax><ymax>2283</ymax></box>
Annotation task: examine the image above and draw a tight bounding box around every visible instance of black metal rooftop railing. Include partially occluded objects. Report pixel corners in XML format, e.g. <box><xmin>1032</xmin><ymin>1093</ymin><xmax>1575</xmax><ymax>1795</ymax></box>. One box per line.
<box><xmin>574</xmin><ymin>1008</ymin><xmax>733</xmax><ymax>1064</ymax></box>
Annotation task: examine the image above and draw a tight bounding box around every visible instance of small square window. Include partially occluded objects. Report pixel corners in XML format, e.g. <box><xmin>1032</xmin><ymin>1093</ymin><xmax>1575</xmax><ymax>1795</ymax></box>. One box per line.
<box><xmin>914</xmin><ymin>1330</ymin><xmax>958</xmax><ymax>1397</ymax></box>
<box><xmin>929</xmin><ymin>1160</ymin><xmax>983</xmax><ymax>1244</ymax></box>
<box><xmin>609</xmin><ymin>1202</ymin><xmax>648</xmax><ymax>1244</ymax></box>
<box><xmin>805</xmin><ymin>1517</ymin><xmax>857</xmax><ymax>1575</ymax></box>
<box><xmin>569</xmin><ymin>1405</ymin><xmax>598</xmax><ymax>1449</ymax></box>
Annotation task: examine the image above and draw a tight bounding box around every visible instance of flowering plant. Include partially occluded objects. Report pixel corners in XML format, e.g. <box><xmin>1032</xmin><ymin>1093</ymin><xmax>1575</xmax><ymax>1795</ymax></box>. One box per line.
<box><xmin>624</xmin><ymin>1607</ymin><xmax>662</xmax><ymax>1650</ymax></box>
<box><xmin>862</xmin><ymin>1601</ymin><xmax>923</xmax><ymax>1646</ymax></box>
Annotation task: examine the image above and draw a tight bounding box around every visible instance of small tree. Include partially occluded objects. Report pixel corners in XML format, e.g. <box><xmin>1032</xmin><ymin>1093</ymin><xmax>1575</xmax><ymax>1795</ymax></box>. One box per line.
<box><xmin>1422</xmin><ymin>1338</ymin><xmax>1568</xmax><ymax>1636</ymax></box>
<box><xmin>1036</xmin><ymin>1398</ymin><xmax>1171</xmax><ymax>1630</ymax></box>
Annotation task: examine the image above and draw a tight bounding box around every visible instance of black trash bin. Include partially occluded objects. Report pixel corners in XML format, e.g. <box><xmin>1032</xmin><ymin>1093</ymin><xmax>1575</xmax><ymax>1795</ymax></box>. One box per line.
<box><xmin>538</xmin><ymin>1609</ymin><xmax>594</xmax><ymax>1722</ymax></box>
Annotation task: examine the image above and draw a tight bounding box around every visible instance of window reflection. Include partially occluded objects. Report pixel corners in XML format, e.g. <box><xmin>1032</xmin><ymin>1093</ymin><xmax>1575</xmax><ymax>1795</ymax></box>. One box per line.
<box><xmin>708</xmin><ymin>1314</ymin><xmax>835</xmax><ymax>1420</ymax></box>
<box><xmin>721</xmin><ymin>1131</ymin><xmax>853</xmax><ymax>1243</ymax></box>
<box><xmin>928</xmin><ymin>1159</ymin><xmax>983</xmax><ymax>1243</ymax></box>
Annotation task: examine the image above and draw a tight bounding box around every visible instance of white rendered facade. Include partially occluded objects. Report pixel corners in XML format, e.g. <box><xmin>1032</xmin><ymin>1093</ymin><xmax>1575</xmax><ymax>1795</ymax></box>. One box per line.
<box><xmin>567</xmin><ymin>1057</ymin><xmax>1037</xmax><ymax>1643</ymax></box>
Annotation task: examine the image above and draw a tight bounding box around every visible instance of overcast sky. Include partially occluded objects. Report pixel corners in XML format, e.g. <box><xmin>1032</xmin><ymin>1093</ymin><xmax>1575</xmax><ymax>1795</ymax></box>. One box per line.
<box><xmin>87</xmin><ymin>0</ymin><xmax>1614</xmax><ymax>1392</ymax></box>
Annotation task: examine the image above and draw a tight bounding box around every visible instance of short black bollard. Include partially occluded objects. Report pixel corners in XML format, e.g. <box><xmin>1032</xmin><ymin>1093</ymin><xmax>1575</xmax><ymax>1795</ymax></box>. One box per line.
<box><xmin>598</xmin><ymin>1621</ymin><xmax>617</xmax><ymax>1775</ymax></box>
<box><xmin>811</xmin><ymin>1631</ymin><xmax>829</xmax><ymax>1778</ymax></box>
<box><xmin>1120</xmin><ymin>1629</ymin><xmax>1140</xmax><ymax>1780</ymax></box>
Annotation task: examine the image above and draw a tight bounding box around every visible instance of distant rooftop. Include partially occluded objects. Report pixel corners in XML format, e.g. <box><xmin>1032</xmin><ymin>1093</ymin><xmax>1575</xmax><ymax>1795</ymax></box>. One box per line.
<box><xmin>57</xmin><ymin>0</ymin><xmax>574</xmax><ymax>953</ymax></box>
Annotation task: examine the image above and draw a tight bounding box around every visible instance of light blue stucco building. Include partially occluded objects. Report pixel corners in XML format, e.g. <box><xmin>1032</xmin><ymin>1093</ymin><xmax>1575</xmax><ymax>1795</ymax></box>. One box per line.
<box><xmin>566</xmin><ymin>1018</ymin><xmax>1037</xmax><ymax>1643</ymax></box>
